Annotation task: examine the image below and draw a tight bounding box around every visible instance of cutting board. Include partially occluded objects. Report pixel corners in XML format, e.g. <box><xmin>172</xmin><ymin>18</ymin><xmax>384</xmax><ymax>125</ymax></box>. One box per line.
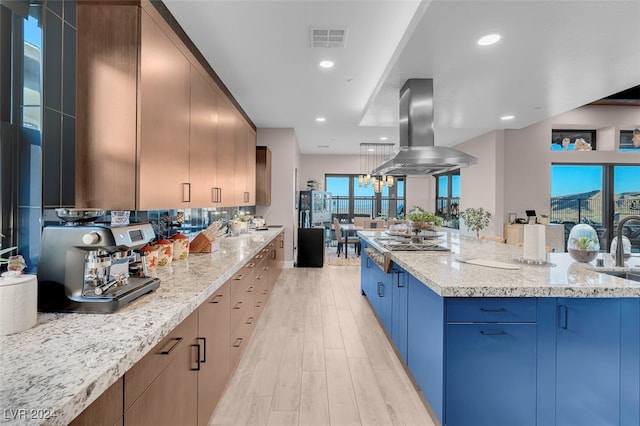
<box><xmin>456</xmin><ymin>257</ymin><xmax>520</xmax><ymax>270</ymax></box>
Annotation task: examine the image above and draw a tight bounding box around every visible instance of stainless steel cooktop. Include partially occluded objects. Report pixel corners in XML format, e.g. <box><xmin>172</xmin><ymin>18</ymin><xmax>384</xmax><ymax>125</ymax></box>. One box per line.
<box><xmin>373</xmin><ymin>235</ymin><xmax>449</xmax><ymax>252</ymax></box>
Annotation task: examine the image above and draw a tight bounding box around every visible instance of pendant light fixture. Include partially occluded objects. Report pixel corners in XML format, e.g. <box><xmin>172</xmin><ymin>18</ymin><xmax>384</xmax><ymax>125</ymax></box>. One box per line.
<box><xmin>358</xmin><ymin>143</ymin><xmax>395</xmax><ymax>193</ymax></box>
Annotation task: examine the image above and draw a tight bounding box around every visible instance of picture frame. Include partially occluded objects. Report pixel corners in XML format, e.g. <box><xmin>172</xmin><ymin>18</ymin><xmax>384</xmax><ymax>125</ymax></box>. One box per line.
<box><xmin>551</xmin><ymin>129</ymin><xmax>596</xmax><ymax>151</ymax></box>
<box><xmin>619</xmin><ymin>129</ymin><xmax>640</xmax><ymax>151</ymax></box>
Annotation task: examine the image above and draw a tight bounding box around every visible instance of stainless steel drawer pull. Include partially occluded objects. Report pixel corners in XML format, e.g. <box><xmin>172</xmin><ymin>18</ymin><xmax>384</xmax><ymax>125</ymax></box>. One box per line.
<box><xmin>246</xmin><ymin>316</ymin><xmax>254</xmax><ymax>325</ymax></box>
<box><xmin>209</xmin><ymin>294</ymin><xmax>224</xmax><ymax>304</ymax></box>
<box><xmin>480</xmin><ymin>330</ymin><xmax>507</xmax><ymax>335</ymax></box>
<box><xmin>233</xmin><ymin>301</ymin><xmax>243</xmax><ymax>310</ymax></box>
<box><xmin>233</xmin><ymin>274</ymin><xmax>244</xmax><ymax>280</ymax></box>
<box><xmin>160</xmin><ymin>337</ymin><xmax>183</xmax><ymax>355</ymax></box>
<box><xmin>480</xmin><ymin>307</ymin><xmax>507</xmax><ymax>312</ymax></box>
<box><xmin>232</xmin><ymin>337</ymin><xmax>243</xmax><ymax>348</ymax></box>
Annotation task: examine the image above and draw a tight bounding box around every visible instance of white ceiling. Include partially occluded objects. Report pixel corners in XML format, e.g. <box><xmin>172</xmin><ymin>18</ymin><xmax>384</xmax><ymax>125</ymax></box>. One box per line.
<box><xmin>164</xmin><ymin>0</ymin><xmax>640</xmax><ymax>155</ymax></box>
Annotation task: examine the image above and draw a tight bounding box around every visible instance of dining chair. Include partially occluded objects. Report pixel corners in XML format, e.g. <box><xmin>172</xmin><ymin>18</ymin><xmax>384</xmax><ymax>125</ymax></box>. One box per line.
<box><xmin>362</xmin><ymin>219</ymin><xmax>386</xmax><ymax>229</ymax></box>
<box><xmin>353</xmin><ymin>216</ymin><xmax>369</xmax><ymax>227</ymax></box>
<box><xmin>333</xmin><ymin>218</ymin><xmax>361</xmax><ymax>257</ymax></box>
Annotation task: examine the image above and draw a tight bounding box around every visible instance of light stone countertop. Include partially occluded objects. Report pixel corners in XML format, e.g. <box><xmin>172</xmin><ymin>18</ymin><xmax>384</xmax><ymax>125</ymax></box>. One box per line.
<box><xmin>0</xmin><ymin>228</ymin><xmax>283</xmax><ymax>426</ymax></box>
<box><xmin>359</xmin><ymin>230</ymin><xmax>640</xmax><ymax>298</ymax></box>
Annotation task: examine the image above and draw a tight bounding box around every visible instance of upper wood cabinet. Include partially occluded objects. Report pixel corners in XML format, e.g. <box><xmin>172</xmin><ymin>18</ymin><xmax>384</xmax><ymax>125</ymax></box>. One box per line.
<box><xmin>256</xmin><ymin>146</ymin><xmax>272</xmax><ymax>206</ymax></box>
<box><xmin>76</xmin><ymin>2</ymin><xmax>256</xmax><ymax>210</ymax></box>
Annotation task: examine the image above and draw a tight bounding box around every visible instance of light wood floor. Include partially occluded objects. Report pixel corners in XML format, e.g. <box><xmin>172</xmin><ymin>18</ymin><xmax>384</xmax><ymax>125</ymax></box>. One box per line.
<box><xmin>209</xmin><ymin>264</ymin><xmax>436</xmax><ymax>426</ymax></box>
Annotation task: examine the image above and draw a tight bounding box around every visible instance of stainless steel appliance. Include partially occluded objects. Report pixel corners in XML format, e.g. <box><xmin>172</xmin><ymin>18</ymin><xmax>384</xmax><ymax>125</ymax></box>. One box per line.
<box><xmin>37</xmin><ymin>210</ymin><xmax>160</xmax><ymax>313</ymax></box>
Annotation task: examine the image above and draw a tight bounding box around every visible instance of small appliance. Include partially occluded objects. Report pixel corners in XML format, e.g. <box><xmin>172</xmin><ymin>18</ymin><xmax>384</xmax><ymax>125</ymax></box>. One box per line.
<box><xmin>37</xmin><ymin>209</ymin><xmax>161</xmax><ymax>313</ymax></box>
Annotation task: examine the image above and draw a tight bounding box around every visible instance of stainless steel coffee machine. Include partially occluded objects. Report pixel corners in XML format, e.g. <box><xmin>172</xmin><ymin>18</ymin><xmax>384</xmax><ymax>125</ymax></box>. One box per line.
<box><xmin>37</xmin><ymin>209</ymin><xmax>161</xmax><ymax>313</ymax></box>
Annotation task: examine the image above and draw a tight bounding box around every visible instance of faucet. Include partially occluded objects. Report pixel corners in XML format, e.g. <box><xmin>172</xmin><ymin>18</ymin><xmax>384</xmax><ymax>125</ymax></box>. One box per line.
<box><xmin>615</xmin><ymin>215</ymin><xmax>640</xmax><ymax>267</ymax></box>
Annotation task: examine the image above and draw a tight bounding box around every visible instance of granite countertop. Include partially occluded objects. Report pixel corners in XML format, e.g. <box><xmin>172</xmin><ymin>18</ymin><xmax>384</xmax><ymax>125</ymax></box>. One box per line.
<box><xmin>359</xmin><ymin>230</ymin><xmax>640</xmax><ymax>298</ymax></box>
<box><xmin>0</xmin><ymin>228</ymin><xmax>283</xmax><ymax>426</ymax></box>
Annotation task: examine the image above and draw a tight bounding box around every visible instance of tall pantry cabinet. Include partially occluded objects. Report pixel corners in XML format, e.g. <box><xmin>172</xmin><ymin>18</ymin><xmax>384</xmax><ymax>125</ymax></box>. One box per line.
<box><xmin>76</xmin><ymin>1</ymin><xmax>256</xmax><ymax>210</ymax></box>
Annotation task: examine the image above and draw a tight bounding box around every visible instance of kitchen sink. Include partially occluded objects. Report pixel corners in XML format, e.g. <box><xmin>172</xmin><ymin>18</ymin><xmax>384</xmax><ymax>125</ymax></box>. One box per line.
<box><xmin>600</xmin><ymin>270</ymin><xmax>640</xmax><ymax>282</ymax></box>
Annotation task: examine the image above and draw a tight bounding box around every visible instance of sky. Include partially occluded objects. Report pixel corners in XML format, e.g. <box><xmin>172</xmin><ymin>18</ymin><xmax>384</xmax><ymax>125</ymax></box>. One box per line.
<box><xmin>551</xmin><ymin>165</ymin><xmax>639</xmax><ymax>197</ymax></box>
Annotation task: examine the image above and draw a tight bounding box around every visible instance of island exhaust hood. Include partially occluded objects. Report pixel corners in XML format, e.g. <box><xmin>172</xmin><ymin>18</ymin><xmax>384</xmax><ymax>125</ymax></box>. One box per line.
<box><xmin>371</xmin><ymin>79</ymin><xmax>478</xmax><ymax>176</ymax></box>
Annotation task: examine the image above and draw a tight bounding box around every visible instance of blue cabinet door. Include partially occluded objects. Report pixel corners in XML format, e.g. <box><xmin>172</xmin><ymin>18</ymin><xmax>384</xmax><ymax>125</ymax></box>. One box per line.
<box><xmin>445</xmin><ymin>323</ymin><xmax>537</xmax><ymax>426</ymax></box>
<box><xmin>371</xmin><ymin>264</ymin><xmax>393</xmax><ymax>333</ymax></box>
<box><xmin>391</xmin><ymin>267</ymin><xmax>408</xmax><ymax>362</ymax></box>
<box><xmin>555</xmin><ymin>298</ymin><xmax>622</xmax><ymax>426</ymax></box>
<box><xmin>407</xmin><ymin>275</ymin><xmax>445</xmax><ymax>423</ymax></box>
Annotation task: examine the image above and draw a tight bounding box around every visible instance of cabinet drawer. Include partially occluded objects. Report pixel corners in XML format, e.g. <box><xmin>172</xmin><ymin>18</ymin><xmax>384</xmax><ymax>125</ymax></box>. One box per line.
<box><xmin>446</xmin><ymin>298</ymin><xmax>537</xmax><ymax>323</ymax></box>
<box><xmin>230</xmin><ymin>271</ymin><xmax>254</xmax><ymax>305</ymax></box>
<box><xmin>124</xmin><ymin>311</ymin><xmax>198</xmax><ymax>409</ymax></box>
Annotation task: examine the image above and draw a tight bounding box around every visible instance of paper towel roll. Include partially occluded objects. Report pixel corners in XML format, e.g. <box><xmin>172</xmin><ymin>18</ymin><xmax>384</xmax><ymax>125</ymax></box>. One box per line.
<box><xmin>523</xmin><ymin>224</ymin><xmax>546</xmax><ymax>262</ymax></box>
<box><xmin>0</xmin><ymin>273</ymin><xmax>37</xmax><ymax>336</ymax></box>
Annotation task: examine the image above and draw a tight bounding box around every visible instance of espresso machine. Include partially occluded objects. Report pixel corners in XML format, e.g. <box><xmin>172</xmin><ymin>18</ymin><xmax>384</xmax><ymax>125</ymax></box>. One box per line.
<box><xmin>37</xmin><ymin>209</ymin><xmax>161</xmax><ymax>313</ymax></box>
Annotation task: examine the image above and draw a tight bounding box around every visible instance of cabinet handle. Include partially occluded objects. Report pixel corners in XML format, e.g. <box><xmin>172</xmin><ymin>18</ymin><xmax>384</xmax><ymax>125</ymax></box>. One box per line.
<box><xmin>211</xmin><ymin>187</ymin><xmax>217</xmax><ymax>203</ymax></box>
<box><xmin>377</xmin><ymin>281</ymin><xmax>384</xmax><ymax>297</ymax></box>
<box><xmin>256</xmin><ymin>301</ymin><xmax>262</xmax><ymax>308</ymax></box>
<box><xmin>480</xmin><ymin>307</ymin><xmax>507</xmax><ymax>312</ymax></box>
<box><xmin>159</xmin><ymin>337</ymin><xmax>183</xmax><ymax>355</ymax></box>
<box><xmin>246</xmin><ymin>286</ymin><xmax>254</xmax><ymax>293</ymax></box>
<box><xmin>279</xmin><ymin>240</ymin><xmax>284</xmax><ymax>248</ymax></box>
<box><xmin>233</xmin><ymin>301</ymin><xmax>243</xmax><ymax>310</ymax></box>
<box><xmin>480</xmin><ymin>330</ymin><xmax>507</xmax><ymax>335</ymax></box>
<box><xmin>216</xmin><ymin>188</ymin><xmax>222</xmax><ymax>203</ymax></box>
<box><xmin>232</xmin><ymin>337</ymin><xmax>243</xmax><ymax>348</ymax></box>
<box><xmin>233</xmin><ymin>274</ymin><xmax>244</xmax><ymax>281</ymax></box>
<box><xmin>197</xmin><ymin>337</ymin><xmax>206</xmax><ymax>363</ymax></box>
<box><xmin>244</xmin><ymin>191</ymin><xmax>250</xmax><ymax>203</ymax></box>
<box><xmin>246</xmin><ymin>316</ymin><xmax>254</xmax><ymax>325</ymax></box>
<box><xmin>558</xmin><ymin>304</ymin><xmax>568</xmax><ymax>329</ymax></box>
<box><xmin>366</xmin><ymin>257</ymin><xmax>371</xmax><ymax>268</ymax></box>
<box><xmin>246</xmin><ymin>262</ymin><xmax>256</xmax><ymax>268</ymax></box>
<box><xmin>395</xmin><ymin>271</ymin><xmax>404</xmax><ymax>288</ymax></box>
<box><xmin>191</xmin><ymin>344</ymin><xmax>201</xmax><ymax>371</ymax></box>
<box><xmin>209</xmin><ymin>294</ymin><xmax>224</xmax><ymax>304</ymax></box>
<box><xmin>256</xmin><ymin>274</ymin><xmax>263</xmax><ymax>280</ymax></box>
<box><xmin>182</xmin><ymin>183</ymin><xmax>191</xmax><ymax>203</ymax></box>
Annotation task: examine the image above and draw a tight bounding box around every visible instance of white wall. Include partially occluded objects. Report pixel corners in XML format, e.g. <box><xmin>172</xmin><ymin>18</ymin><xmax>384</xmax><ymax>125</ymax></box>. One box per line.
<box><xmin>454</xmin><ymin>104</ymin><xmax>639</xmax><ymax>236</ymax></box>
<box><xmin>256</xmin><ymin>128</ymin><xmax>300</xmax><ymax>266</ymax></box>
<box><xmin>300</xmin><ymin>154</ymin><xmax>436</xmax><ymax>212</ymax></box>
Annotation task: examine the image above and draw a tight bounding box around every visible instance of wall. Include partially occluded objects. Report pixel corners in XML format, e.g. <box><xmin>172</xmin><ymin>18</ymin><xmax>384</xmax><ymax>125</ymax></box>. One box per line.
<box><xmin>300</xmin><ymin>153</ymin><xmax>436</xmax><ymax>210</ymax></box>
<box><xmin>456</xmin><ymin>130</ymin><xmax>505</xmax><ymax>236</ymax></box>
<box><xmin>256</xmin><ymin>128</ymin><xmax>300</xmax><ymax>267</ymax></box>
<box><xmin>454</xmin><ymin>104</ymin><xmax>639</xmax><ymax>237</ymax></box>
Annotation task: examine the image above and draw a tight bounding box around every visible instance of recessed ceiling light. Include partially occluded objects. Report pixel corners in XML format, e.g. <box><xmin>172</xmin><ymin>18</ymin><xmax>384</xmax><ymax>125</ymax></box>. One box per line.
<box><xmin>319</xmin><ymin>60</ymin><xmax>334</xmax><ymax>69</ymax></box>
<box><xmin>315</xmin><ymin>117</ymin><xmax>326</xmax><ymax>122</ymax></box>
<box><xmin>478</xmin><ymin>33</ymin><xmax>501</xmax><ymax>46</ymax></box>
<box><xmin>379</xmin><ymin>137</ymin><xmax>388</xmax><ymax>141</ymax></box>
<box><xmin>317</xmin><ymin>145</ymin><xmax>330</xmax><ymax>148</ymax></box>
<box><xmin>501</xmin><ymin>115</ymin><xmax>515</xmax><ymax>120</ymax></box>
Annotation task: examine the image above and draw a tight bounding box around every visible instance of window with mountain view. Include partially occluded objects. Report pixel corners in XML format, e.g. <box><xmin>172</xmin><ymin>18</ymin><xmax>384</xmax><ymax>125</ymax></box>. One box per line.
<box><xmin>551</xmin><ymin>164</ymin><xmax>640</xmax><ymax>251</ymax></box>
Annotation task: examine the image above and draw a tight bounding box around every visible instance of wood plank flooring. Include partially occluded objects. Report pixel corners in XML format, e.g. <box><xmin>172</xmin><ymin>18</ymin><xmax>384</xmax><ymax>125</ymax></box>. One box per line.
<box><xmin>209</xmin><ymin>264</ymin><xmax>436</xmax><ymax>426</ymax></box>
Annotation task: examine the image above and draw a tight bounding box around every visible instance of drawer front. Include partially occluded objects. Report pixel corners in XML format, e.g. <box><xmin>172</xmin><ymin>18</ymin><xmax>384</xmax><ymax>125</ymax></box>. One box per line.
<box><xmin>446</xmin><ymin>298</ymin><xmax>537</xmax><ymax>323</ymax></box>
<box><xmin>125</xmin><ymin>311</ymin><xmax>198</xmax><ymax>409</ymax></box>
<box><xmin>230</xmin><ymin>271</ymin><xmax>254</xmax><ymax>305</ymax></box>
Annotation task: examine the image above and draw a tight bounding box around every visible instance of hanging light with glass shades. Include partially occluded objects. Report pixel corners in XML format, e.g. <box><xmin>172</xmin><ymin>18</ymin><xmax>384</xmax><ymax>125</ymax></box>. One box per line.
<box><xmin>358</xmin><ymin>143</ymin><xmax>395</xmax><ymax>193</ymax></box>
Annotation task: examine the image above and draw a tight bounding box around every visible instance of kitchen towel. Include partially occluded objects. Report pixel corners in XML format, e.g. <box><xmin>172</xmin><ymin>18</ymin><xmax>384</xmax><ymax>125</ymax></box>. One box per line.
<box><xmin>523</xmin><ymin>224</ymin><xmax>546</xmax><ymax>262</ymax></box>
<box><xmin>0</xmin><ymin>273</ymin><xmax>37</xmax><ymax>335</ymax></box>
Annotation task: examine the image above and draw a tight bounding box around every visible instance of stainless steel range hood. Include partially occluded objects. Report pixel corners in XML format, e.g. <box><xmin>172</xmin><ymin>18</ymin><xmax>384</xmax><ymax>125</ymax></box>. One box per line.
<box><xmin>371</xmin><ymin>79</ymin><xmax>478</xmax><ymax>176</ymax></box>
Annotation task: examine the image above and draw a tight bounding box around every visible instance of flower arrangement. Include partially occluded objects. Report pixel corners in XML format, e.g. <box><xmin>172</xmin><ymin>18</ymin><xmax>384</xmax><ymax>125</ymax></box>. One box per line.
<box><xmin>459</xmin><ymin>207</ymin><xmax>492</xmax><ymax>237</ymax></box>
<box><xmin>407</xmin><ymin>206</ymin><xmax>442</xmax><ymax>233</ymax></box>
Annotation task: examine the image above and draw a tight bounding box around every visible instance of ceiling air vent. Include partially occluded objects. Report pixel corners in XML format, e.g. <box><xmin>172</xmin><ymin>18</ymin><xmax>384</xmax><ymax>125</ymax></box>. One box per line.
<box><xmin>310</xmin><ymin>27</ymin><xmax>347</xmax><ymax>48</ymax></box>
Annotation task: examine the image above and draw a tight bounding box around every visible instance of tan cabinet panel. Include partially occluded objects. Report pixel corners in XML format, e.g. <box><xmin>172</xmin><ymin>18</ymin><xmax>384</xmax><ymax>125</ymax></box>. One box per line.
<box><xmin>256</xmin><ymin>146</ymin><xmax>272</xmax><ymax>206</ymax></box>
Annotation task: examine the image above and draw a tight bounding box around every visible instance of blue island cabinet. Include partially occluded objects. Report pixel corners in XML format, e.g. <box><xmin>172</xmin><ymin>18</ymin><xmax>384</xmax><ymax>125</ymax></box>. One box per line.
<box><xmin>553</xmin><ymin>298</ymin><xmax>640</xmax><ymax>426</ymax></box>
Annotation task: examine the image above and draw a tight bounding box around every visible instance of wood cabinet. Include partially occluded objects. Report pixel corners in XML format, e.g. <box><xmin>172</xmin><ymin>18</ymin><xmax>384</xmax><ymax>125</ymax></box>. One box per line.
<box><xmin>256</xmin><ymin>146</ymin><xmax>272</xmax><ymax>206</ymax></box>
<box><xmin>76</xmin><ymin>2</ymin><xmax>256</xmax><ymax>210</ymax></box>
<box><xmin>189</xmin><ymin>66</ymin><xmax>219</xmax><ymax>207</ymax></box>
<box><xmin>69</xmin><ymin>378</ymin><xmax>123</xmax><ymax>426</ymax></box>
<box><xmin>124</xmin><ymin>311</ymin><xmax>199</xmax><ymax>426</ymax></box>
<box><xmin>229</xmin><ymin>260</ymin><xmax>256</xmax><ymax>371</ymax></box>
<box><xmin>197</xmin><ymin>283</ymin><xmax>230</xmax><ymax>426</ymax></box>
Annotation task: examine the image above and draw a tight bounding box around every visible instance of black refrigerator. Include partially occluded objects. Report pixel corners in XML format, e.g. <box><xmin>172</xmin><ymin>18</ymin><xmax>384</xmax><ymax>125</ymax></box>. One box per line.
<box><xmin>296</xmin><ymin>190</ymin><xmax>331</xmax><ymax>267</ymax></box>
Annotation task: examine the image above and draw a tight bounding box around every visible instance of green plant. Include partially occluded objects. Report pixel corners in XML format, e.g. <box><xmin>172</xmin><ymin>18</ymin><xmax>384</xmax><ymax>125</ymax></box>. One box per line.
<box><xmin>407</xmin><ymin>206</ymin><xmax>443</xmax><ymax>226</ymax></box>
<box><xmin>459</xmin><ymin>207</ymin><xmax>492</xmax><ymax>237</ymax></box>
<box><xmin>571</xmin><ymin>236</ymin><xmax>598</xmax><ymax>251</ymax></box>
<box><xmin>233</xmin><ymin>214</ymin><xmax>252</xmax><ymax>223</ymax></box>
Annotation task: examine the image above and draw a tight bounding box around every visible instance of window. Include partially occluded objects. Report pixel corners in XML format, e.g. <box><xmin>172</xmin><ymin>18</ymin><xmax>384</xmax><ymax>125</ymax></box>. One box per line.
<box><xmin>325</xmin><ymin>174</ymin><xmax>405</xmax><ymax>222</ymax></box>
<box><xmin>551</xmin><ymin>164</ymin><xmax>640</xmax><ymax>251</ymax></box>
<box><xmin>435</xmin><ymin>170</ymin><xmax>460</xmax><ymax>225</ymax></box>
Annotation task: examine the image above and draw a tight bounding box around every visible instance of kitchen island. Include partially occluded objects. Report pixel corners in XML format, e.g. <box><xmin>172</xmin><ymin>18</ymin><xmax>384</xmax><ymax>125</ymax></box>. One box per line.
<box><xmin>358</xmin><ymin>230</ymin><xmax>640</xmax><ymax>426</ymax></box>
<box><xmin>0</xmin><ymin>228</ymin><xmax>284</xmax><ymax>426</ymax></box>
